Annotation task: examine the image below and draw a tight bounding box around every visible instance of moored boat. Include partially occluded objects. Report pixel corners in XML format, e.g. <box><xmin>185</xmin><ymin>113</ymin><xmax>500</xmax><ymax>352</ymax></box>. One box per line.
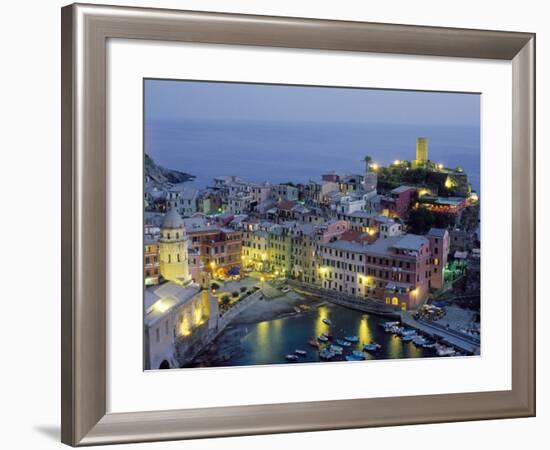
<box><xmin>321</xmin><ymin>332</ymin><xmax>333</xmax><ymax>341</ymax></box>
<box><xmin>319</xmin><ymin>349</ymin><xmax>336</xmax><ymax>360</ymax></box>
<box><xmin>401</xmin><ymin>334</ymin><xmax>416</xmax><ymax>342</ymax></box>
<box><xmin>336</xmin><ymin>338</ymin><xmax>351</xmax><ymax>347</ymax></box>
<box><xmin>413</xmin><ymin>337</ymin><xmax>428</xmax><ymax>346</ymax></box>
<box><xmin>329</xmin><ymin>345</ymin><xmax>343</xmax><ymax>355</ymax></box>
<box><xmin>363</xmin><ymin>342</ymin><xmax>381</xmax><ymax>352</ymax></box>
<box><xmin>285</xmin><ymin>354</ymin><xmax>299</xmax><ymax>362</ymax></box>
<box><xmin>295</xmin><ymin>349</ymin><xmax>307</xmax><ymax>356</ymax></box>
<box><xmin>435</xmin><ymin>343</ymin><xmax>457</xmax><ymax>357</ymax></box>
<box><xmin>345</xmin><ymin>351</ymin><xmax>366</xmax><ymax>361</ymax></box>
<box><xmin>344</xmin><ymin>335</ymin><xmax>359</xmax><ymax>343</ymax></box>
<box><xmin>308</xmin><ymin>339</ymin><xmax>320</xmax><ymax>348</ymax></box>
<box><xmin>317</xmin><ymin>335</ymin><xmax>329</xmax><ymax>343</ymax></box>
<box><xmin>322</xmin><ymin>318</ymin><xmax>332</xmax><ymax>325</ymax></box>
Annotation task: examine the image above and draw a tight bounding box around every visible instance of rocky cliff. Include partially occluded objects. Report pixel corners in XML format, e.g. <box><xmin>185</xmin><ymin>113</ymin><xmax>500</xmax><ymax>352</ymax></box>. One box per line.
<box><xmin>144</xmin><ymin>153</ymin><xmax>195</xmax><ymax>187</ymax></box>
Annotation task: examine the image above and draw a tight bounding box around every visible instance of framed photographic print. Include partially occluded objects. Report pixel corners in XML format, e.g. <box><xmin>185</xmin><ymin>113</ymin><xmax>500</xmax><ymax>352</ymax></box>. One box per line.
<box><xmin>61</xmin><ymin>3</ymin><xmax>535</xmax><ymax>446</ymax></box>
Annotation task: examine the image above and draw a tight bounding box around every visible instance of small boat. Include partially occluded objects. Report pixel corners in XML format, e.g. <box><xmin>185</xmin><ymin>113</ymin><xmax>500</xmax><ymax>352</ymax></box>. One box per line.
<box><xmin>400</xmin><ymin>328</ymin><xmax>416</xmax><ymax>336</ymax></box>
<box><xmin>285</xmin><ymin>354</ymin><xmax>299</xmax><ymax>362</ymax></box>
<box><xmin>308</xmin><ymin>339</ymin><xmax>320</xmax><ymax>348</ymax></box>
<box><xmin>329</xmin><ymin>345</ymin><xmax>343</xmax><ymax>355</ymax></box>
<box><xmin>322</xmin><ymin>318</ymin><xmax>332</xmax><ymax>325</ymax></box>
<box><xmin>413</xmin><ymin>337</ymin><xmax>428</xmax><ymax>346</ymax></box>
<box><xmin>422</xmin><ymin>341</ymin><xmax>436</xmax><ymax>349</ymax></box>
<box><xmin>322</xmin><ymin>332</ymin><xmax>334</xmax><ymax>341</ymax></box>
<box><xmin>344</xmin><ymin>335</ymin><xmax>359</xmax><ymax>343</ymax></box>
<box><xmin>319</xmin><ymin>349</ymin><xmax>336</xmax><ymax>360</ymax></box>
<box><xmin>401</xmin><ymin>334</ymin><xmax>416</xmax><ymax>342</ymax></box>
<box><xmin>363</xmin><ymin>343</ymin><xmax>381</xmax><ymax>352</ymax></box>
<box><xmin>381</xmin><ymin>321</ymin><xmax>400</xmax><ymax>329</ymax></box>
<box><xmin>336</xmin><ymin>339</ymin><xmax>351</xmax><ymax>347</ymax></box>
<box><xmin>317</xmin><ymin>335</ymin><xmax>329</xmax><ymax>343</ymax></box>
<box><xmin>295</xmin><ymin>349</ymin><xmax>307</xmax><ymax>356</ymax></box>
<box><xmin>435</xmin><ymin>344</ymin><xmax>457</xmax><ymax>357</ymax></box>
<box><xmin>293</xmin><ymin>306</ymin><xmax>301</xmax><ymax>313</ymax></box>
<box><xmin>345</xmin><ymin>351</ymin><xmax>366</xmax><ymax>362</ymax></box>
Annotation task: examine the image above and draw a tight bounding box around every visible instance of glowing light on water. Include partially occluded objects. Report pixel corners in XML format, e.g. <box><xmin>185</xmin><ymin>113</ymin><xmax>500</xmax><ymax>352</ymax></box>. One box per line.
<box><xmin>257</xmin><ymin>321</ymin><xmax>270</xmax><ymax>350</ymax></box>
<box><xmin>358</xmin><ymin>316</ymin><xmax>372</xmax><ymax>344</ymax></box>
<box><xmin>315</xmin><ymin>306</ymin><xmax>329</xmax><ymax>337</ymax></box>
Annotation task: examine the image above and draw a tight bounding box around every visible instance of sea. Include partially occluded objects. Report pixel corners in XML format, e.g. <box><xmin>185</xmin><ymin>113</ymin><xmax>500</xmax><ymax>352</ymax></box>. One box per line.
<box><xmin>145</xmin><ymin>119</ymin><xmax>481</xmax><ymax>193</ymax></box>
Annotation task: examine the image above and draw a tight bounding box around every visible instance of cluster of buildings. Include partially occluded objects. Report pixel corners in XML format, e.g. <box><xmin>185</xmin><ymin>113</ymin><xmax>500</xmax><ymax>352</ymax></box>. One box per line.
<box><xmin>143</xmin><ymin>137</ymin><xmax>482</xmax><ymax>369</ymax></box>
<box><xmin>146</xmin><ymin>138</ymin><xmax>483</xmax><ymax>314</ymax></box>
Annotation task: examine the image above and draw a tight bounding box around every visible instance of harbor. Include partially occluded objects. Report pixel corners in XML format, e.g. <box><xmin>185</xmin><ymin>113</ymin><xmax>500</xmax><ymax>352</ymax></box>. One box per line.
<box><xmin>190</xmin><ymin>288</ymin><xmax>441</xmax><ymax>367</ymax></box>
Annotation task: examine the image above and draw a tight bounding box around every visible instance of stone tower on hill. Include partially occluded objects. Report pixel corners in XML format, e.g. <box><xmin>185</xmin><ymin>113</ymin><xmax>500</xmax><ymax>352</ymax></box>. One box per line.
<box><xmin>413</xmin><ymin>137</ymin><xmax>428</xmax><ymax>168</ymax></box>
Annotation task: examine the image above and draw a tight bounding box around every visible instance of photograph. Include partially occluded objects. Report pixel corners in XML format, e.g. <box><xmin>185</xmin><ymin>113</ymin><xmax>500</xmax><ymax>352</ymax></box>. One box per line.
<box><xmin>143</xmin><ymin>79</ymin><xmax>481</xmax><ymax>370</ymax></box>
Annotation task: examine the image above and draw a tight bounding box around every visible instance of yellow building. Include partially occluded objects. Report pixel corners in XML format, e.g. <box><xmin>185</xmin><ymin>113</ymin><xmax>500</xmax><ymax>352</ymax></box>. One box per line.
<box><xmin>159</xmin><ymin>208</ymin><xmax>192</xmax><ymax>285</ymax></box>
<box><xmin>413</xmin><ymin>137</ymin><xmax>428</xmax><ymax>168</ymax></box>
<box><xmin>242</xmin><ymin>229</ymin><xmax>269</xmax><ymax>271</ymax></box>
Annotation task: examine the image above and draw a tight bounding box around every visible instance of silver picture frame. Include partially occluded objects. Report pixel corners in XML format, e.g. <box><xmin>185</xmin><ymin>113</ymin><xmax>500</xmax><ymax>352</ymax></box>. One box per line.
<box><xmin>61</xmin><ymin>3</ymin><xmax>535</xmax><ymax>446</ymax></box>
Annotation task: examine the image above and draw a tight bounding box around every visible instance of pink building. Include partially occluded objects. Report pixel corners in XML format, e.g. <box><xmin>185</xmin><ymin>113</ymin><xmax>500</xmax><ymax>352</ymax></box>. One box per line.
<box><xmin>319</xmin><ymin>233</ymin><xmax>435</xmax><ymax>310</ymax></box>
<box><xmin>187</xmin><ymin>246</ymin><xmax>204</xmax><ymax>282</ymax></box>
<box><xmin>380</xmin><ymin>186</ymin><xmax>416</xmax><ymax>218</ymax></box>
<box><xmin>318</xmin><ymin>220</ymin><xmax>350</xmax><ymax>244</ymax></box>
<box><xmin>427</xmin><ymin>228</ymin><xmax>450</xmax><ymax>290</ymax></box>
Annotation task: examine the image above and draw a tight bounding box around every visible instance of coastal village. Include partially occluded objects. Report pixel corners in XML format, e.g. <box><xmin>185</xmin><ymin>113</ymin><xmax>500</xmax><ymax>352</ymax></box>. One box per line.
<box><xmin>144</xmin><ymin>137</ymin><xmax>481</xmax><ymax>370</ymax></box>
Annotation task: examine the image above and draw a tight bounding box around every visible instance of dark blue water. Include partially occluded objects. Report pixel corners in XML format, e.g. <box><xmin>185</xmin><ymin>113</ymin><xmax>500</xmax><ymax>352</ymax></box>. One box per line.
<box><xmin>203</xmin><ymin>303</ymin><xmax>435</xmax><ymax>367</ymax></box>
<box><xmin>145</xmin><ymin>119</ymin><xmax>480</xmax><ymax>193</ymax></box>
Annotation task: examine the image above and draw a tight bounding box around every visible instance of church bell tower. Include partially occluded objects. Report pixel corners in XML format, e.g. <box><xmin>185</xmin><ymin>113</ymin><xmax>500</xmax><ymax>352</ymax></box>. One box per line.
<box><xmin>158</xmin><ymin>208</ymin><xmax>192</xmax><ymax>285</ymax></box>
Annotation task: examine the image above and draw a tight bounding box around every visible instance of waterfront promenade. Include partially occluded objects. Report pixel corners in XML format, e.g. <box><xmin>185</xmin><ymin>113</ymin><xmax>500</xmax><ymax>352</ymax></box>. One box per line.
<box><xmin>287</xmin><ymin>279</ymin><xmax>399</xmax><ymax>317</ymax></box>
<box><xmin>400</xmin><ymin>311</ymin><xmax>480</xmax><ymax>354</ymax></box>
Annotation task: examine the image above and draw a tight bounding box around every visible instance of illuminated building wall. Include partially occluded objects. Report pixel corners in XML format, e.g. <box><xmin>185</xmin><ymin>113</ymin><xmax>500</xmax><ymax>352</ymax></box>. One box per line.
<box><xmin>427</xmin><ymin>228</ymin><xmax>450</xmax><ymax>290</ymax></box>
<box><xmin>158</xmin><ymin>209</ymin><xmax>192</xmax><ymax>285</ymax></box>
<box><xmin>317</xmin><ymin>235</ymin><xmax>435</xmax><ymax>310</ymax></box>
<box><xmin>242</xmin><ymin>230</ymin><xmax>269</xmax><ymax>271</ymax></box>
<box><xmin>144</xmin><ymin>241</ymin><xmax>160</xmax><ymax>286</ymax></box>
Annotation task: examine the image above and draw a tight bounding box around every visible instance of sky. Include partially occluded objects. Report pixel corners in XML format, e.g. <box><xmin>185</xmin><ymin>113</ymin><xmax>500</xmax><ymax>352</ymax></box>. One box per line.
<box><xmin>144</xmin><ymin>79</ymin><xmax>480</xmax><ymax>127</ymax></box>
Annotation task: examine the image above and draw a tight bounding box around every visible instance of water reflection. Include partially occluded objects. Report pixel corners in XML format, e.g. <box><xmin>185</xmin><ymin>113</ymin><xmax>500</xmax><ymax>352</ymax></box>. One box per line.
<box><xmin>314</xmin><ymin>306</ymin><xmax>329</xmax><ymax>338</ymax></box>
<box><xmin>216</xmin><ymin>302</ymin><xmax>437</xmax><ymax>367</ymax></box>
<box><xmin>358</xmin><ymin>317</ymin><xmax>372</xmax><ymax>345</ymax></box>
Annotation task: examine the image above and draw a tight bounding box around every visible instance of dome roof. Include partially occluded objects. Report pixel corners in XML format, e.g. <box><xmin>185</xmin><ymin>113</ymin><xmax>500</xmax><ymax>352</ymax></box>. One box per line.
<box><xmin>161</xmin><ymin>208</ymin><xmax>184</xmax><ymax>229</ymax></box>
